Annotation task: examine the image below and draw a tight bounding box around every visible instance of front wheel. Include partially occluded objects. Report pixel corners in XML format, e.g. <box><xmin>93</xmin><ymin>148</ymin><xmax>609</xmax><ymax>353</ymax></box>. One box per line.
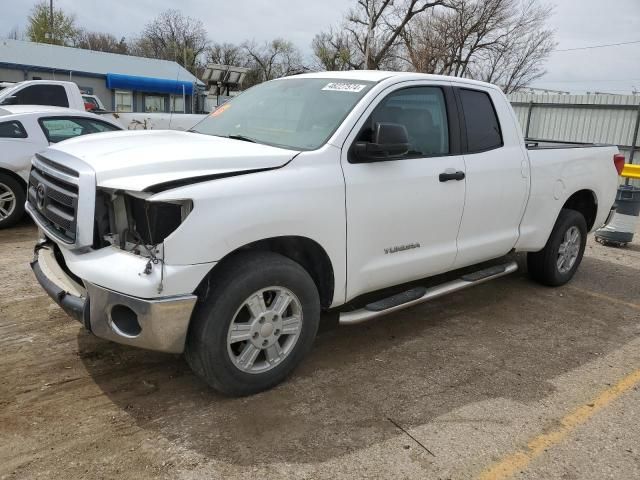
<box><xmin>185</xmin><ymin>251</ymin><xmax>320</xmax><ymax>396</ymax></box>
<box><xmin>0</xmin><ymin>174</ymin><xmax>25</xmax><ymax>229</ymax></box>
<box><xmin>527</xmin><ymin>208</ymin><xmax>588</xmax><ymax>286</ymax></box>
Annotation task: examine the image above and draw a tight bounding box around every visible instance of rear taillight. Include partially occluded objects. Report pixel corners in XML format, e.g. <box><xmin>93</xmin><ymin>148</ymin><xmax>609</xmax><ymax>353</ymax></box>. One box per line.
<box><xmin>613</xmin><ymin>153</ymin><xmax>625</xmax><ymax>175</ymax></box>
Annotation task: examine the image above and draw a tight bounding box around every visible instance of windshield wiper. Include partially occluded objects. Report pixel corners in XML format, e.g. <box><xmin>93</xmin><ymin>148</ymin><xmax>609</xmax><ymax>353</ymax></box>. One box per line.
<box><xmin>227</xmin><ymin>134</ymin><xmax>257</xmax><ymax>143</ymax></box>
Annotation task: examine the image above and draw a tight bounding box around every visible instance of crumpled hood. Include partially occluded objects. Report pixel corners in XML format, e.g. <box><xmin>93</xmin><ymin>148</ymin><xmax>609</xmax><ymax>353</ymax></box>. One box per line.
<box><xmin>48</xmin><ymin>130</ymin><xmax>299</xmax><ymax>191</ymax></box>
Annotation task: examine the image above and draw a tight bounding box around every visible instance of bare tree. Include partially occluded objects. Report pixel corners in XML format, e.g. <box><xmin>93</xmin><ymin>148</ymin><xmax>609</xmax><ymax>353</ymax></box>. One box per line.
<box><xmin>345</xmin><ymin>0</ymin><xmax>447</xmax><ymax>69</ymax></box>
<box><xmin>75</xmin><ymin>31</ymin><xmax>128</xmax><ymax>54</ymax></box>
<box><xmin>312</xmin><ymin>28</ymin><xmax>362</xmax><ymax>71</ymax></box>
<box><xmin>131</xmin><ymin>10</ymin><xmax>208</xmax><ymax>74</ymax></box>
<box><xmin>470</xmin><ymin>1</ymin><xmax>555</xmax><ymax>92</ymax></box>
<box><xmin>207</xmin><ymin>42</ymin><xmax>248</xmax><ymax>67</ymax></box>
<box><xmin>403</xmin><ymin>0</ymin><xmax>554</xmax><ymax>92</ymax></box>
<box><xmin>242</xmin><ymin>39</ymin><xmax>306</xmax><ymax>85</ymax></box>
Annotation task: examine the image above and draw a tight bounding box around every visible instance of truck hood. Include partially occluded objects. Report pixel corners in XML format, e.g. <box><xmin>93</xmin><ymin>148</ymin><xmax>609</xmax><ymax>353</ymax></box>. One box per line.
<box><xmin>47</xmin><ymin>130</ymin><xmax>299</xmax><ymax>191</ymax></box>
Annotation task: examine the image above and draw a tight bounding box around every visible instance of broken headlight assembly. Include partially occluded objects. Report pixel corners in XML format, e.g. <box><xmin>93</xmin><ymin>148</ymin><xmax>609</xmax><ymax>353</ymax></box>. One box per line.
<box><xmin>94</xmin><ymin>188</ymin><xmax>193</xmax><ymax>255</ymax></box>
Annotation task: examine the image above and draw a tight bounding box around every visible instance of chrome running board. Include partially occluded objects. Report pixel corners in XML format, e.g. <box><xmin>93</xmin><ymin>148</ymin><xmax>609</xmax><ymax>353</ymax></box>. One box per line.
<box><xmin>339</xmin><ymin>261</ymin><xmax>518</xmax><ymax>325</ymax></box>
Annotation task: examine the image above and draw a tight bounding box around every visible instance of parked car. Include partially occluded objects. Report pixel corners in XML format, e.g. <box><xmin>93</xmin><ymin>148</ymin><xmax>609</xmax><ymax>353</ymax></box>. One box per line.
<box><xmin>0</xmin><ymin>105</ymin><xmax>122</xmax><ymax>228</ymax></box>
<box><xmin>27</xmin><ymin>72</ymin><xmax>621</xmax><ymax>396</ymax></box>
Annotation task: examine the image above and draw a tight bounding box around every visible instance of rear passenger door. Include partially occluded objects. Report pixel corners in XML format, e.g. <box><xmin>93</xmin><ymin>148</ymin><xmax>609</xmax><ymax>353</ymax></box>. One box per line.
<box><xmin>452</xmin><ymin>87</ymin><xmax>529</xmax><ymax>268</ymax></box>
<box><xmin>342</xmin><ymin>83</ymin><xmax>466</xmax><ymax>300</ymax></box>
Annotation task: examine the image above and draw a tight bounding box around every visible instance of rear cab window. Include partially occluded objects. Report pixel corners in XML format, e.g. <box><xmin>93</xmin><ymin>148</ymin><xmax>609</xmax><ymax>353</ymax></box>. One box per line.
<box><xmin>14</xmin><ymin>85</ymin><xmax>69</xmax><ymax>108</ymax></box>
<box><xmin>0</xmin><ymin>120</ymin><xmax>28</xmax><ymax>138</ymax></box>
<box><xmin>458</xmin><ymin>88</ymin><xmax>503</xmax><ymax>153</ymax></box>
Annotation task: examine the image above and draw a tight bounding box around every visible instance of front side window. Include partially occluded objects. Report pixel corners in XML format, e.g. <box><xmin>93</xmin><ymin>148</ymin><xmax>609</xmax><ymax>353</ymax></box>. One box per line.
<box><xmin>192</xmin><ymin>78</ymin><xmax>375</xmax><ymax>151</ymax></box>
<box><xmin>459</xmin><ymin>88</ymin><xmax>503</xmax><ymax>153</ymax></box>
<box><xmin>40</xmin><ymin>117</ymin><xmax>120</xmax><ymax>143</ymax></box>
<box><xmin>0</xmin><ymin>120</ymin><xmax>28</xmax><ymax>138</ymax></box>
<box><xmin>144</xmin><ymin>95</ymin><xmax>165</xmax><ymax>113</ymax></box>
<box><xmin>115</xmin><ymin>90</ymin><xmax>133</xmax><ymax>112</ymax></box>
<box><xmin>354</xmin><ymin>86</ymin><xmax>450</xmax><ymax>159</ymax></box>
<box><xmin>14</xmin><ymin>85</ymin><xmax>69</xmax><ymax>107</ymax></box>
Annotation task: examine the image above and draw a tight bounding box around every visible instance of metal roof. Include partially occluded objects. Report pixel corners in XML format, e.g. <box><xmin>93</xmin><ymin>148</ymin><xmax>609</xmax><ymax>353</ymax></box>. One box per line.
<box><xmin>0</xmin><ymin>39</ymin><xmax>201</xmax><ymax>85</ymax></box>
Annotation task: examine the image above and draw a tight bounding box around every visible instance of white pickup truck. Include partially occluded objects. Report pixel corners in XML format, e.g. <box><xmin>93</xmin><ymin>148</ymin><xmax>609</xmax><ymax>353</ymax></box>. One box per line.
<box><xmin>0</xmin><ymin>79</ymin><xmax>203</xmax><ymax>131</ymax></box>
<box><xmin>27</xmin><ymin>71</ymin><xmax>622</xmax><ymax>396</ymax></box>
<box><xmin>0</xmin><ymin>80</ymin><xmax>92</xmax><ymax>111</ymax></box>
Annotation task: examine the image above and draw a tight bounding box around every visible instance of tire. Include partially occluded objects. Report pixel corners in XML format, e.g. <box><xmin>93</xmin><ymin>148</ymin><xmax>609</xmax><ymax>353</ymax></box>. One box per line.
<box><xmin>527</xmin><ymin>208</ymin><xmax>588</xmax><ymax>287</ymax></box>
<box><xmin>0</xmin><ymin>173</ymin><xmax>26</xmax><ymax>229</ymax></box>
<box><xmin>185</xmin><ymin>251</ymin><xmax>321</xmax><ymax>396</ymax></box>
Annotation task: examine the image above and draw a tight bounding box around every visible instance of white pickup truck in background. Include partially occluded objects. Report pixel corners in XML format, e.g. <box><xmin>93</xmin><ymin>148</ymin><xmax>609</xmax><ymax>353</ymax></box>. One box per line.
<box><xmin>26</xmin><ymin>71</ymin><xmax>621</xmax><ymax>396</ymax></box>
<box><xmin>0</xmin><ymin>79</ymin><xmax>204</xmax><ymax>131</ymax></box>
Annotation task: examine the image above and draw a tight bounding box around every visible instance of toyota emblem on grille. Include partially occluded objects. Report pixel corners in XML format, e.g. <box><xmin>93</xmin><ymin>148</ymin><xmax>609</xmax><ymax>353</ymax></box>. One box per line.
<box><xmin>36</xmin><ymin>183</ymin><xmax>47</xmax><ymax>210</ymax></box>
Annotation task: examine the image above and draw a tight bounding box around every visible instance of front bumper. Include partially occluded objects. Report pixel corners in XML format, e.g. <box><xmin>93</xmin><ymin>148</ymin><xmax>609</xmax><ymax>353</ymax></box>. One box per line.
<box><xmin>31</xmin><ymin>243</ymin><xmax>198</xmax><ymax>354</ymax></box>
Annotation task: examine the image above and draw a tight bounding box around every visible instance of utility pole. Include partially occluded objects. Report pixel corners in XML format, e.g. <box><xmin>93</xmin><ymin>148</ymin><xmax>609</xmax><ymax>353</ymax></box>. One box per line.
<box><xmin>47</xmin><ymin>0</ymin><xmax>54</xmax><ymax>42</ymax></box>
<box><xmin>364</xmin><ymin>1</ymin><xmax>373</xmax><ymax>70</ymax></box>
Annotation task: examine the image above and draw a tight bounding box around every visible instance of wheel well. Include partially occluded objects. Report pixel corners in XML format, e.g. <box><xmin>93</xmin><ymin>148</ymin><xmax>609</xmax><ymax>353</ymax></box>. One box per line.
<box><xmin>0</xmin><ymin>168</ymin><xmax>28</xmax><ymax>191</ymax></box>
<box><xmin>562</xmin><ymin>189</ymin><xmax>597</xmax><ymax>230</ymax></box>
<box><xmin>205</xmin><ymin>236</ymin><xmax>335</xmax><ymax>309</ymax></box>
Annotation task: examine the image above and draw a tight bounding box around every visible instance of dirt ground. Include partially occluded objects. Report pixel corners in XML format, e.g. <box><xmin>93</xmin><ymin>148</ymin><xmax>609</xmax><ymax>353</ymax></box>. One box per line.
<box><xmin>1</xmin><ymin>219</ymin><xmax>639</xmax><ymax>480</ymax></box>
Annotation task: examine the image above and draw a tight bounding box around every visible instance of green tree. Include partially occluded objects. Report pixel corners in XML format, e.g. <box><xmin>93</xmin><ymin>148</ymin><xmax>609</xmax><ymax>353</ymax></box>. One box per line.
<box><xmin>26</xmin><ymin>1</ymin><xmax>78</xmax><ymax>46</ymax></box>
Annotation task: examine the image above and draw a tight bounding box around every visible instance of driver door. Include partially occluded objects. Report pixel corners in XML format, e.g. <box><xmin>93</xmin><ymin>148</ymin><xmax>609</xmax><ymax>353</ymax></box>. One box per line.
<box><xmin>341</xmin><ymin>83</ymin><xmax>466</xmax><ymax>301</ymax></box>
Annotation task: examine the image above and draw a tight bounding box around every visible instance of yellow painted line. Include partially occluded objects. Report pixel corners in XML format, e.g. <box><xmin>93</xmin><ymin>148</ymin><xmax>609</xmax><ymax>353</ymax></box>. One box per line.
<box><xmin>621</xmin><ymin>164</ymin><xmax>640</xmax><ymax>179</ymax></box>
<box><xmin>477</xmin><ymin>368</ymin><xmax>640</xmax><ymax>480</ymax></box>
<box><xmin>565</xmin><ymin>285</ymin><xmax>640</xmax><ymax>311</ymax></box>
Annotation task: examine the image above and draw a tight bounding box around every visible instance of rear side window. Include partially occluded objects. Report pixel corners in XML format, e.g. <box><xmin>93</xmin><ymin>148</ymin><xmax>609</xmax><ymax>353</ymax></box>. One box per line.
<box><xmin>0</xmin><ymin>120</ymin><xmax>27</xmax><ymax>138</ymax></box>
<box><xmin>459</xmin><ymin>89</ymin><xmax>502</xmax><ymax>153</ymax></box>
<box><xmin>14</xmin><ymin>85</ymin><xmax>69</xmax><ymax>108</ymax></box>
<box><xmin>39</xmin><ymin>117</ymin><xmax>120</xmax><ymax>143</ymax></box>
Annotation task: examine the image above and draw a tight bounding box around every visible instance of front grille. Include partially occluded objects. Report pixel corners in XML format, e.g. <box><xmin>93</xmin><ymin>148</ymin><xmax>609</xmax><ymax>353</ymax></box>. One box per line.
<box><xmin>28</xmin><ymin>155</ymin><xmax>79</xmax><ymax>243</ymax></box>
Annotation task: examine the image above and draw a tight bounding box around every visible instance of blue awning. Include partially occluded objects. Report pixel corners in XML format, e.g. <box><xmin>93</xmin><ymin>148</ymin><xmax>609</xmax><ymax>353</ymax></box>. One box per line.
<box><xmin>106</xmin><ymin>73</ymin><xmax>194</xmax><ymax>95</ymax></box>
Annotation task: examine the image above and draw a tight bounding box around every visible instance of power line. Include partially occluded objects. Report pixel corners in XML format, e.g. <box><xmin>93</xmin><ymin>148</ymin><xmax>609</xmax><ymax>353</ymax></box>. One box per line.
<box><xmin>555</xmin><ymin>40</ymin><xmax>640</xmax><ymax>52</ymax></box>
<box><xmin>536</xmin><ymin>78</ymin><xmax>640</xmax><ymax>83</ymax></box>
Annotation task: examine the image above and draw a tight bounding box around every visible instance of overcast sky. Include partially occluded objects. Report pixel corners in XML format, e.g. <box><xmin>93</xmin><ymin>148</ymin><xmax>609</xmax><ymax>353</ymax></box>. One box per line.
<box><xmin>2</xmin><ymin>0</ymin><xmax>640</xmax><ymax>94</ymax></box>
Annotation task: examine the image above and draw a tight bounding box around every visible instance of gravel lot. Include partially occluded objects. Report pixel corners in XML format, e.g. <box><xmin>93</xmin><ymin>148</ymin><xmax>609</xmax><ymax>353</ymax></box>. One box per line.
<box><xmin>1</xmin><ymin>220</ymin><xmax>639</xmax><ymax>479</ymax></box>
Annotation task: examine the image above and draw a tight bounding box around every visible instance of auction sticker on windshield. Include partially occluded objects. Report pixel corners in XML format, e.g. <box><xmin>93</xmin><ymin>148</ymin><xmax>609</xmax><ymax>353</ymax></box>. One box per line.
<box><xmin>211</xmin><ymin>103</ymin><xmax>231</xmax><ymax>117</ymax></box>
<box><xmin>322</xmin><ymin>82</ymin><xmax>368</xmax><ymax>93</ymax></box>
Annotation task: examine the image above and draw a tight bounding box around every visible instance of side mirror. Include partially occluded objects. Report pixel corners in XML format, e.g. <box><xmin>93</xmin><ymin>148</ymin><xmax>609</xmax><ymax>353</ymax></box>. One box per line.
<box><xmin>0</xmin><ymin>95</ymin><xmax>17</xmax><ymax>106</ymax></box>
<box><xmin>353</xmin><ymin>122</ymin><xmax>409</xmax><ymax>162</ymax></box>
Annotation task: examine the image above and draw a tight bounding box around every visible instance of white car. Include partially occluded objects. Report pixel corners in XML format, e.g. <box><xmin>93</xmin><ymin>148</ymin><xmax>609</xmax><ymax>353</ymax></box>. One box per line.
<box><xmin>27</xmin><ymin>72</ymin><xmax>621</xmax><ymax>396</ymax></box>
<box><xmin>0</xmin><ymin>105</ymin><xmax>122</xmax><ymax>228</ymax></box>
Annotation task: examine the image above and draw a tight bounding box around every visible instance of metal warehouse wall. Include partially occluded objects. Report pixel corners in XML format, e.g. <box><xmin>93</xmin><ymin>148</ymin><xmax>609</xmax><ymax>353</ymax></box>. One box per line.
<box><xmin>508</xmin><ymin>93</ymin><xmax>640</xmax><ymax>162</ymax></box>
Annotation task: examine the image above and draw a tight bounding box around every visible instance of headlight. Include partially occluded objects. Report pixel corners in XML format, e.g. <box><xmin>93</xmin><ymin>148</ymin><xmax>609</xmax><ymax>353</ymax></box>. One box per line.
<box><xmin>95</xmin><ymin>189</ymin><xmax>193</xmax><ymax>250</ymax></box>
<box><xmin>126</xmin><ymin>193</ymin><xmax>193</xmax><ymax>245</ymax></box>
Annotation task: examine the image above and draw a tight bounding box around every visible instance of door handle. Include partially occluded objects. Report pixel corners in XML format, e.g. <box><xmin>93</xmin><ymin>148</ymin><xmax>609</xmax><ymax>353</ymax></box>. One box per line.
<box><xmin>439</xmin><ymin>170</ymin><xmax>465</xmax><ymax>182</ymax></box>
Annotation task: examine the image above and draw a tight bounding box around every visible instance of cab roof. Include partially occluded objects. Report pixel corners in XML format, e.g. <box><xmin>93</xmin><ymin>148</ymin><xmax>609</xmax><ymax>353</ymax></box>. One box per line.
<box><xmin>0</xmin><ymin>105</ymin><xmax>78</xmax><ymax>116</ymax></box>
<box><xmin>287</xmin><ymin>70</ymin><xmax>500</xmax><ymax>91</ymax></box>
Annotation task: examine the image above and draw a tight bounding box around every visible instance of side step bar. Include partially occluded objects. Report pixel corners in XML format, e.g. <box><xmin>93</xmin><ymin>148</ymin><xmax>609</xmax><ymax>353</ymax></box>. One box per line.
<box><xmin>339</xmin><ymin>261</ymin><xmax>518</xmax><ymax>325</ymax></box>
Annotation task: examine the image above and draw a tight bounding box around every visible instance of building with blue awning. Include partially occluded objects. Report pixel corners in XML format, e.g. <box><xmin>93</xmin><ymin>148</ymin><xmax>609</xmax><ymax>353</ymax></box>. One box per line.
<box><xmin>0</xmin><ymin>39</ymin><xmax>203</xmax><ymax>113</ymax></box>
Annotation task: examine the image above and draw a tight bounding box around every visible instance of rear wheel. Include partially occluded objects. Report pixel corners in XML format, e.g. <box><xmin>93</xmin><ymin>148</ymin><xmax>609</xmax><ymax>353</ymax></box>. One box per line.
<box><xmin>0</xmin><ymin>174</ymin><xmax>25</xmax><ymax>229</ymax></box>
<box><xmin>185</xmin><ymin>251</ymin><xmax>320</xmax><ymax>396</ymax></box>
<box><xmin>527</xmin><ymin>208</ymin><xmax>587</xmax><ymax>286</ymax></box>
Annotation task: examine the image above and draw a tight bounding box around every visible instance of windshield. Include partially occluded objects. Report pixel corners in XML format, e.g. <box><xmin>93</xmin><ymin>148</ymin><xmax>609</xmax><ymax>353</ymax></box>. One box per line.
<box><xmin>192</xmin><ymin>78</ymin><xmax>375</xmax><ymax>150</ymax></box>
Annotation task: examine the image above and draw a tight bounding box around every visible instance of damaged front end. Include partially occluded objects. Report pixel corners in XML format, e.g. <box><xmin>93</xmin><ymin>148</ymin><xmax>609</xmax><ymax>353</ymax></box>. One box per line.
<box><xmin>94</xmin><ymin>189</ymin><xmax>193</xmax><ymax>292</ymax></box>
